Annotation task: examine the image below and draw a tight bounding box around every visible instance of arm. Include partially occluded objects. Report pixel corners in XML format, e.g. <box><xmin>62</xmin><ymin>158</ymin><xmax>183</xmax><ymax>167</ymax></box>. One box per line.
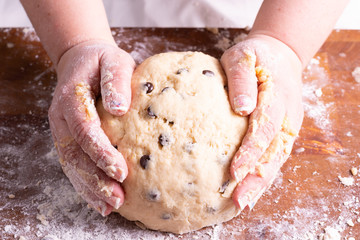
<box><xmin>250</xmin><ymin>0</ymin><xmax>349</xmax><ymax>67</ymax></box>
<box><xmin>21</xmin><ymin>0</ymin><xmax>135</xmax><ymax>215</ymax></box>
<box><xmin>21</xmin><ymin>0</ymin><xmax>115</xmax><ymax>65</ymax></box>
<box><xmin>221</xmin><ymin>0</ymin><xmax>349</xmax><ymax>209</ymax></box>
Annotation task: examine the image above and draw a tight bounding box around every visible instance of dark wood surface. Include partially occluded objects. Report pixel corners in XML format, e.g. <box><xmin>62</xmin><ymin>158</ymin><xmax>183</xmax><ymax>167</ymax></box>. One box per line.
<box><xmin>1</xmin><ymin>28</ymin><xmax>360</xmax><ymax>239</ymax></box>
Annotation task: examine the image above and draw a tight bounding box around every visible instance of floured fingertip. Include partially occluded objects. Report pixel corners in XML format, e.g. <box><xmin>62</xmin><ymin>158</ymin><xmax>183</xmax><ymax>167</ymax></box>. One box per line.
<box><xmin>105</xmin><ymin>165</ymin><xmax>127</xmax><ymax>182</ymax></box>
<box><xmin>233</xmin><ymin>95</ymin><xmax>256</xmax><ymax>115</ymax></box>
<box><xmin>104</xmin><ymin>92</ymin><xmax>129</xmax><ymax>115</ymax></box>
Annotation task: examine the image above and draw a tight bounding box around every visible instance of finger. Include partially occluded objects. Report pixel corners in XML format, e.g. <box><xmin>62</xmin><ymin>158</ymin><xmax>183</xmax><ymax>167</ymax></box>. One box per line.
<box><xmin>230</xmin><ymin>74</ymin><xmax>286</xmax><ymax>183</ymax></box>
<box><xmin>49</xmin><ymin>114</ymin><xmax>125</xmax><ymax>212</ymax></box>
<box><xmin>221</xmin><ymin>46</ymin><xmax>258</xmax><ymax>116</ymax></box>
<box><xmin>233</xmin><ymin>126</ymin><xmax>297</xmax><ymax>210</ymax></box>
<box><xmin>66</xmin><ymin>162</ymin><xmax>124</xmax><ymax>216</ymax></box>
<box><xmin>100</xmin><ymin>50</ymin><xmax>135</xmax><ymax>116</ymax></box>
<box><xmin>59</xmin><ymin>82</ymin><xmax>128</xmax><ymax>182</ymax></box>
<box><xmin>69</xmin><ymin>171</ymin><xmax>114</xmax><ymax>216</ymax></box>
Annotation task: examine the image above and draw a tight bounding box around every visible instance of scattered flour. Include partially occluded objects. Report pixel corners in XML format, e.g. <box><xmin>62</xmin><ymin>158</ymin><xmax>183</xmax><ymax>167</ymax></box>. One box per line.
<box><xmin>302</xmin><ymin>57</ymin><xmax>334</xmax><ymax>132</ymax></box>
<box><xmin>338</xmin><ymin>176</ymin><xmax>355</xmax><ymax>186</ymax></box>
<box><xmin>1</xmin><ymin>28</ymin><xmax>360</xmax><ymax>240</ymax></box>
<box><xmin>319</xmin><ymin>227</ymin><xmax>341</xmax><ymax>240</ymax></box>
<box><xmin>214</xmin><ymin>31</ymin><xmax>248</xmax><ymax>51</ymax></box>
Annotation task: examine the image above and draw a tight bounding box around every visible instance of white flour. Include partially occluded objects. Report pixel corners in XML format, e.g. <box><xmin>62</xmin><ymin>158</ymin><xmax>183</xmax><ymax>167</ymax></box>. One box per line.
<box><xmin>1</xmin><ymin>28</ymin><xmax>359</xmax><ymax>240</ymax></box>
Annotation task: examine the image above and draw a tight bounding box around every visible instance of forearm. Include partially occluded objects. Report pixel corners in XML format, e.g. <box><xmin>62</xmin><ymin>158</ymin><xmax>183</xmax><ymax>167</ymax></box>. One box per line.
<box><xmin>249</xmin><ymin>0</ymin><xmax>349</xmax><ymax>67</ymax></box>
<box><xmin>21</xmin><ymin>0</ymin><xmax>115</xmax><ymax>66</ymax></box>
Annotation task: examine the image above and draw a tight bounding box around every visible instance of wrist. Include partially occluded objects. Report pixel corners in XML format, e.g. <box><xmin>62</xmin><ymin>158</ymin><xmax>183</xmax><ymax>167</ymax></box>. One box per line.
<box><xmin>56</xmin><ymin>39</ymin><xmax>119</xmax><ymax>75</ymax></box>
<box><xmin>55</xmin><ymin>37</ymin><xmax>117</xmax><ymax>68</ymax></box>
<box><xmin>246</xmin><ymin>32</ymin><xmax>303</xmax><ymax>70</ymax></box>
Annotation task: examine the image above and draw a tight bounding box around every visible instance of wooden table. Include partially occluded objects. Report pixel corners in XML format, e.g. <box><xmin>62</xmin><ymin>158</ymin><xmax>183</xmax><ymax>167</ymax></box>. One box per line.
<box><xmin>0</xmin><ymin>28</ymin><xmax>359</xmax><ymax>240</ymax></box>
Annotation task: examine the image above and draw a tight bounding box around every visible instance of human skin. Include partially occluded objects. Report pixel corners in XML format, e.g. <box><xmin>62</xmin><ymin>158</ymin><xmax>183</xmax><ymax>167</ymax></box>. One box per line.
<box><xmin>21</xmin><ymin>0</ymin><xmax>349</xmax><ymax>215</ymax></box>
<box><xmin>222</xmin><ymin>0</ymin><xmax>349</xmax><ymax>209</ymax></box>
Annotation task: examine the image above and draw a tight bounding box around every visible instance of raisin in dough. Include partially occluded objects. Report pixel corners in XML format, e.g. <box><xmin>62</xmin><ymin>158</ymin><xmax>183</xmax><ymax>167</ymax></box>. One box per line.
<box><xmin>97</xmin><ymin>51</ymin><xmax>248</xmax><ymax>234</ymax></box>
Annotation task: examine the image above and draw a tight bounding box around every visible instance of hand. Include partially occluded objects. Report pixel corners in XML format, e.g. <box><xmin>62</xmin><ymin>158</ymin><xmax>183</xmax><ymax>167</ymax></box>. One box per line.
<box><xmin>221</xmin><ymin>35</ymin><xmax>304</xmax><ymax>209</ymax></box>
<box><xmin>48</xmin><ymin>40</ymin><xmax>135</xmax><ymax>216</ymax></box>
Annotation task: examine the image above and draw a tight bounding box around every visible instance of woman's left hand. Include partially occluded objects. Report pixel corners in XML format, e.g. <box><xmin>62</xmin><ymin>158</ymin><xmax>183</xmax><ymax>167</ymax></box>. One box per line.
<box><xmin>221</xmin><ymin>34</ymin><xmax>304</xmax><ymax>209</ymax></box>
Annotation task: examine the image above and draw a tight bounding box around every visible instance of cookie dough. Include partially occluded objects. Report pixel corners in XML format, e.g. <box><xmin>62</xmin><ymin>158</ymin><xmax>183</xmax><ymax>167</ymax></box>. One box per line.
<box><xmin>97</xmin><ymin>51</ymin><xmax>248</xmax><ymax>233</ymax></box>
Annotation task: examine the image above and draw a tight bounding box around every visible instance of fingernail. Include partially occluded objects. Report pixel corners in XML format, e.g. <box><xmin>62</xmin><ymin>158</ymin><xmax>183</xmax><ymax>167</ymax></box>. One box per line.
<box><xmin>114</xmin><ymin>197</ymin><xmax>122</xmax><ymax>209</ymax></box>
<box><xmin>109</xmin><ymin>96</ymin><xmax>128</xmax><ymax>113</ymax></box>
<box><xmin>234</xmin><ymin>168</ymin><xmax>245</xmax><ymax>183</ymax></box>
<box><xmin>233</xmin><ymin>95</ymin><xmax>256</xmax><ymax>115</ymax></box>
<box><xmin>105</xmin><ymin>165</ymin><xmax>126</xmax><ymax>182</ymax></box>
<box><xmin>248</xmin><ymin>200</ymin><xmax>257</xmax><ymax>210</ymax></box>
<box><xmin>237</xmin><ymin>195</ymin><xmax>250</xmax><ymax>211</ymax></box>
<box><xmin>248</xmin><ymin>187</ymin><xmax>267</xmax><ymax>210</ymax></box>
<box><xmin>103</xmin><ymin>89</ymin><xmax>128</xmax><ymax>114</ymax></box>
<box><xmin>100</xmin><ymin>207</ymin><xmax>107</xmax><ymax>217</ymax></box>
<box><xmin>95</xmin><ymin>202</ymin><xmax>108</xmax><ymax>217</ymax></box>
<box><xmin>118</xmin><ymin>169</ymin><xmax>126</xmax><ymax>182</ymax></box>
<box><xmin>233</xmin><ymin>170</ymin><xmax>240</xmax><ymax>183</ymax></box>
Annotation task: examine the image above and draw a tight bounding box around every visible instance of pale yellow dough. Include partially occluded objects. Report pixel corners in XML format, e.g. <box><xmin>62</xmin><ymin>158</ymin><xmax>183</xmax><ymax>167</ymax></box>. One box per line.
<box><xmin>97</xmin><ymin>52</ymin><xmax>248</xmax><ymax>234</ymax></box>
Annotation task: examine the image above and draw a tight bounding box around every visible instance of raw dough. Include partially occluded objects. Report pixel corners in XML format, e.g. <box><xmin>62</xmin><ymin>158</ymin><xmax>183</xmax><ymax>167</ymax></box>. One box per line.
<box><xmin>97</xmin><ymin>51</ymin><xmax>248</xmax><ymax>233</ymax></box>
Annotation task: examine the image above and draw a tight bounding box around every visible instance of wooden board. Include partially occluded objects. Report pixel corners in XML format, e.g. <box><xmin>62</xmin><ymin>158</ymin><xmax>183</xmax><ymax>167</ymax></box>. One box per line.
<box><xmin>0</xmin><ymin>28</ymin><xmax>359</xmax><ymax>239</ymax></box>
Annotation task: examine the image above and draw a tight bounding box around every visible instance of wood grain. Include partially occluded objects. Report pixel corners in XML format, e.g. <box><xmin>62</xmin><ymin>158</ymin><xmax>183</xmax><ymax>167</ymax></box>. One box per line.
<box><xmin>0</xmin><ymin>28</ymin><xmax>359</xmax><ymax>239</ymax></box>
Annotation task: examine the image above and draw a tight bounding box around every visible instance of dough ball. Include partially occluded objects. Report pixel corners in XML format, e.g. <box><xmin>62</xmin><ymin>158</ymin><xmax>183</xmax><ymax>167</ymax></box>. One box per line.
<box><xmin>97</xmin><ymin>51</ymin><xmax>248</xmax><ymax>233</ymax></box>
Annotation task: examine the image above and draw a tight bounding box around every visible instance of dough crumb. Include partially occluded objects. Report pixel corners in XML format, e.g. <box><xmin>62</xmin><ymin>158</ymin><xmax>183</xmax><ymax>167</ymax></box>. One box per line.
<box><xmin>352</xmin><ymin>67</ymin><xmax>360</xmax><ymax>83</ymax></box>
<box><xmin>7</xmin><ymin>42</ymin><xmax>14</xmax><ymax>48</ymax></box>
<box><xmin>215</xmin><ymin>37</ymin><xmax>232</xmax><ymax>51</ymax></box>
<box><xmin>314</xmin><ymin>88</ymin><xmax>323</xmax><ymax>97</ymax></box>
<box><xmin>36</xmin><ymin>214</ymin><xmax>49</xmax><ymax>226</ymax></box>
<box><xmin>346</xmin><ymin>131</ymin><xmax>353</xmax><ymax>137</ymax></box>
<box><xmin>295</xmin><ymin>147</ymin><xmax>305</xmax><ymax>153</ymax></box>
<box><xmin>233</xmin><ymin>33</ymin><xmax>248</xmax><ymax>44</ymax></box>
<box><xmin>319</xmin><ymin>227</ymin><xmax>341</xmax><ymax>240</ymax></box>
<box><xmin>338</xmin><ymin>52</ymin><xmax>346</xmax><ymax>58</ymax></box>
<box><xmin>206</xmin><ymin>27</ymin><xmax>219</xmax><ymax>34</ymax></box>
<box><xmin>350</xmin><ymin>167</ymin><xmax>358</xmax><ymax>176</ymax></box>
<box><xmin>8</xmin><ymin>194</ymin><xmax>15</xmax><ymax>199</ymax></box>
<box><xmin>338</xmin><ymin>176</ymin><xmax>355</xmax><ymax>186</ymax></box>
<box><xmin>293</xmin><ymin>165</ymin><xmax>301</xmax><ymax>172</ymax></box>
<box><xmin>346</xmin><ymin>219</ymin><xmax>354</xmax><ymax>227</ymax></box>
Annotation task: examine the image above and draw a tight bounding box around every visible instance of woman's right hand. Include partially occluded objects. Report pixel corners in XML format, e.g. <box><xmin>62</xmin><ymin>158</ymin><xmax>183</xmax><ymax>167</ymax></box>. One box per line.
<box><xmin>48</xmin><ymin>40</ymin><xmax>135</xmax><ymax>216</ymax></box>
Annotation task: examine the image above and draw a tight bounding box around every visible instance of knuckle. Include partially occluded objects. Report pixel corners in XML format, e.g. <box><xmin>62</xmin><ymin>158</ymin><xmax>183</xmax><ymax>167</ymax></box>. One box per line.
<box><xmin>48</xmin><ymin>101</ymin><xmax>59</xmax><ymax>120</ymax></box>
<box><xmin>72</xmin><ymin>119</ymin><xmax>90</xmax><ymax>147</ymax></box>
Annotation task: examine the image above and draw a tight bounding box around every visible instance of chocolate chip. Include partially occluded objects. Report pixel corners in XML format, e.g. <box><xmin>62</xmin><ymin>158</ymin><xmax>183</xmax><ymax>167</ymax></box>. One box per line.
<box><xmin>202</xmin><ymin>70</ymin><xmax>214</xmax><ymax>77</ymax></box>
<box><xmin>161</xmin><ymin>213</ymin><xmax>171</xmax><ymax>220</ymax></box>
<box><xmin>146</xmin><ymin>189</ymin><xmax>161</xmax><ymax>201</ymax></box>
<box><xmin>143</xmin><ymin>82</ymin><xmax>154</xmax><ymax>94</ymax></box>
<box><xmin>163</xmin><ymin>118</ymin><xmax>174</xmax><ymax>126</ymax></box>
<box><xmin>219</xmin><ymin>180</ymin><xmax>230</xmax><ymax>193</ymax></box>
<box><xmin>206</xmin><ymin>206</ymin><xmax>217</xmax><ymax>214</ymax></box>
<box><xmin>113</xmin><ymin>145</ymin><xmax>118</xmax><ymax>149</ymax></box>
<box><xmin>158</xmin><ymin>133</ymin><xmax>174</xmax><ymax>147</ymax></box>
<box><xmin>176</xmin><ymin>68</ymin><xmax>188</xmax><ymax>74</ymax></box>
<box><xmin>140</xmin><ymin>155</ymin><xmax>151</xmax><ymax>169</ymax></box>
<box><xmin>147</xmin><ymin>106</ymin><xmax>157</xmax><ymax>118</ymax></box>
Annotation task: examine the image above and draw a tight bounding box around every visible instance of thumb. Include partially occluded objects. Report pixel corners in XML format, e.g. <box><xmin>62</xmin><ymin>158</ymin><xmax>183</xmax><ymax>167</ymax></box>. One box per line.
<box><xmin>100</xmin><ymin>49</ymin><xmax>136</xmax><ymax>116</ymax></box>
<box><xmin>221</xmin><ymin>47</ymin><xmax>258</xmax><ymax>116</ymax></box>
